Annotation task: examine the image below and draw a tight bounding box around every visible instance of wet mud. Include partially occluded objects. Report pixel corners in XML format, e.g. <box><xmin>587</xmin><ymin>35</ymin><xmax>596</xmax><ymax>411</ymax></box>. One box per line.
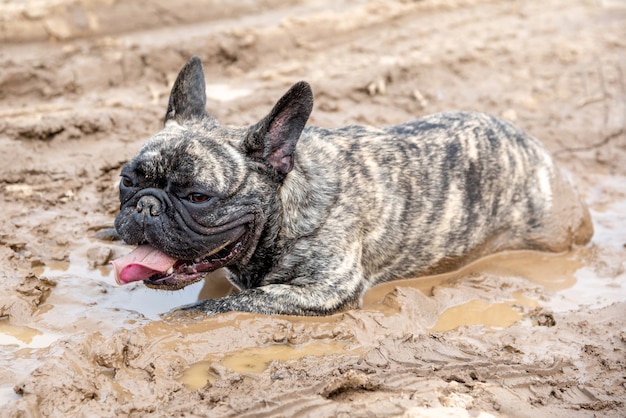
<box><xmin>1</xmin><ymin>0</ymin><xmax>625</xmax><ymax>416</ymax></box>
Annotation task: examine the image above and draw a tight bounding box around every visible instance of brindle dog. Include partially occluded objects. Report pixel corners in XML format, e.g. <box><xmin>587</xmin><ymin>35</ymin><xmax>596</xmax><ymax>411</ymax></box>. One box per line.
<box><xmin>112</xmin><ymin>56</ymin><xmax>593</xmax><ymax>315</ymax></box>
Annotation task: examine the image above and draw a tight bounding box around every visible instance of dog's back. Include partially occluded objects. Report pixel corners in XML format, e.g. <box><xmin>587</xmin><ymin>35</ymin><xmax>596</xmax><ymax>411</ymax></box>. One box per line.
<box><xmin>287</xmin><ymin>111</ymin><xmax>593</xmax><ymax>289</ymax></box>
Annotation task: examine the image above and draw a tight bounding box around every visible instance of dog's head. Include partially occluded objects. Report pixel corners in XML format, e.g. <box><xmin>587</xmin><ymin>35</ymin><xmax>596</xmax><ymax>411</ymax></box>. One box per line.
<box><xmin>113</xmin><ymin>56</ymin><xmax>313</xmax><ymax>290</ymax></box>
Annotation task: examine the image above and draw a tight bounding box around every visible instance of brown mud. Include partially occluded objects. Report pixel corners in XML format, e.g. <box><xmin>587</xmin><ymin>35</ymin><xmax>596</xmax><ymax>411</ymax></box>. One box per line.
<box><xmin>1</xmin><ymin>0</ymin><xmax>625</xmax><ymax>416</ymax></box>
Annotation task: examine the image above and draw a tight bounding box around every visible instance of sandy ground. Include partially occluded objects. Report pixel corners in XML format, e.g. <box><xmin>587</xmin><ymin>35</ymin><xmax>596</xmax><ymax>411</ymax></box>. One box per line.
<box><xmin>1</xmin><ymin>0</ymin><xmax>625</xmax><ymax>416</ymax></box>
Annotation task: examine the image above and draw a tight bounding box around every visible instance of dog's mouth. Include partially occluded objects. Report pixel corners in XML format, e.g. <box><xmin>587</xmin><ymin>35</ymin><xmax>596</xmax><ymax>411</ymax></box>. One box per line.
<box><xmin>112</xmin><ymin>227</ymin><xmax>249</xmax><ymax>291</ymax></box>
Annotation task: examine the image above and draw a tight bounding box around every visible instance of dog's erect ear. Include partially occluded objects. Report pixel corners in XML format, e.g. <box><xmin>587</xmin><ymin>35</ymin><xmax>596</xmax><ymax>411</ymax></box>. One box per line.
<box><xmin>244</xmin><ymin>81</ymin><xmax>313</xmax><ymax>176</ymax></box>
<box><xmin>164</xmin><ymin>56</ymin><xmax>207</xmax><ymax>124</ymax></box>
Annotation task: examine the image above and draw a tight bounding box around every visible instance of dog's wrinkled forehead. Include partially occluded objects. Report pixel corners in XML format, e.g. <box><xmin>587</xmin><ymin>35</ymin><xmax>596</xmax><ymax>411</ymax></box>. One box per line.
<box><xmin>132</xmin><ymin>120</ymin><xmax>247</xmax><ymax>193</ymax></box>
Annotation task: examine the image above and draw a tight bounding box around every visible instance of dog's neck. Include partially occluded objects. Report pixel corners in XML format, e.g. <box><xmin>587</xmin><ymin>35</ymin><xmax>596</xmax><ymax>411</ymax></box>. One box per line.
<box><xmin>226</xmin><ymin>140</ymin><xmax>338</xmax><ymax>288</ymax></box>
<box><xmin>278</xmin><ymin>146</ymin><xmax>339</xmax><ymax>240</ymax></box>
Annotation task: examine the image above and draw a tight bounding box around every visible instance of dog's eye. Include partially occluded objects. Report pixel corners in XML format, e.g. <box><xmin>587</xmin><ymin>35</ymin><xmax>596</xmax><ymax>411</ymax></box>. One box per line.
<box><xmin>188</xmin><ymin>193</ymin><xmax>210</xmax><ymax>203</ymax></box>
<box><xmin>120</xmin><ymin>176</ymin><xmax>133</xmax><ymax>188</ymax></box>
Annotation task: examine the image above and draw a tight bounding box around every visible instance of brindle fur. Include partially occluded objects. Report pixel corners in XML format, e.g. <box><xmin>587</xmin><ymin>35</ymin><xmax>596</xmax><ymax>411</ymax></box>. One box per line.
<box><xmin>114</xmin><ymin>56</ymin><xmax>593</xmax><ymax>316</ymax></box>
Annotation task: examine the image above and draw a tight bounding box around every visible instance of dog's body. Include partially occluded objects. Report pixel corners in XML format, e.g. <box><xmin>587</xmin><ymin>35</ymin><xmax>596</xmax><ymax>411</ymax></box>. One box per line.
<box><xmin>112</xmin><ymin>56</ymin><xmax>593</xmax><ymax>316</ymax></box>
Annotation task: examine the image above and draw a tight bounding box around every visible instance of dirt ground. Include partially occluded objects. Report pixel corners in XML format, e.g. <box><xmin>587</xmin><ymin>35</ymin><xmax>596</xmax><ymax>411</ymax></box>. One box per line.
<box><xmin>1</xmin><ymin>0</ymin><xmax>625</xmax><ymax>416</ymax></box>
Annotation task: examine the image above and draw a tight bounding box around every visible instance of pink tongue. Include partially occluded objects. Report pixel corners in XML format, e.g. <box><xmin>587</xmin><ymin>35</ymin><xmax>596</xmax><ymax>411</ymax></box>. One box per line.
<box><xmin>111</xmin><ymin>244</ymin><xmax>178</xmax><ymax>285</ymax></box>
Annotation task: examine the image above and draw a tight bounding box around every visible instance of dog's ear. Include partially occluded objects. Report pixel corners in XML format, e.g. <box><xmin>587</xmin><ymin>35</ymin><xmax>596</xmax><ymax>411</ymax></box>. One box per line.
<box><xmin>244</xmin><ymin>81</ymin><xmax>313</xmax><ymax>176</ymax></box>
<box><xmin>164</xmin><ymin>56</ymin><xmax>207</xmax><ymax>124</ymax></box>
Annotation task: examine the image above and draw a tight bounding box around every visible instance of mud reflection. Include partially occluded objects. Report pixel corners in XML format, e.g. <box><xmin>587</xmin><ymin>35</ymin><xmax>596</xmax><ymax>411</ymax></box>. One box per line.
<box><xmin>364</xmin><ymin>249</ymin><xmax>583</xmax><ymax>309</ymax></box>
<box><xmin>180</xmin><ymin>340</ymin><xmax>353</xmax><ymax>389</ymax></box>
<box><xmin>429</xmin><ymin>291</ymin><xmax>539</xmax><ymax>332</ymax></box>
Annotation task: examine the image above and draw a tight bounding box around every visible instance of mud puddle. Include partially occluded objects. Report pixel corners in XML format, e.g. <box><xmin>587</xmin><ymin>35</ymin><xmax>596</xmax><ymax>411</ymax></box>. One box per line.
<box><xmin>180</xmin><ymin>340</ymin><xmax>356</xmax><ymax>389</ymax></box>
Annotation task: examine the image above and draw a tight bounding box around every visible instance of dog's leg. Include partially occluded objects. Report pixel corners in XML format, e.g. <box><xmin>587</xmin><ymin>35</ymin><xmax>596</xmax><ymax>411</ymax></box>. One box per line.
<box><xmin>174</xmin><ymin>246</ymin><xmax>365</xmax><ymax>316</ymax></box>
<box><xmin>175</xmin><ymin>281</ymin><xmax>361</xmax><ymax>316</ymax></box>
<box><xmin>522</xmin><ymin>169</ymin><xmax>594</xmax><ymax>252</ymax></box>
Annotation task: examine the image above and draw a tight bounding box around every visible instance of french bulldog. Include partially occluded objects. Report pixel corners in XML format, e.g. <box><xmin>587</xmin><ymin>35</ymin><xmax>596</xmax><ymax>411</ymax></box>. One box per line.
<box><xmin>112</xmin><ymin>56</ymin><xmax>593</xmax><ymax>316</ymax></box>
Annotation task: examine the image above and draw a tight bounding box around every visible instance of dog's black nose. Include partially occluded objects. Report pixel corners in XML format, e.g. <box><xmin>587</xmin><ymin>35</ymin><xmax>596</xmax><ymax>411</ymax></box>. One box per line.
<box><xmin>135</xmin><ymin>195</ymin><xmax>163</xmax><ymax>217</ymax></box>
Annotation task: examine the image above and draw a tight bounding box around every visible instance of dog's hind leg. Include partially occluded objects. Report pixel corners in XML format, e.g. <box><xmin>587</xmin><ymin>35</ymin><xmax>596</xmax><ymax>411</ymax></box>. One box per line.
<box><xmin>523</xmin><ymin>170</ymin><xmax>593</xmax><ymax>252</ymax></box>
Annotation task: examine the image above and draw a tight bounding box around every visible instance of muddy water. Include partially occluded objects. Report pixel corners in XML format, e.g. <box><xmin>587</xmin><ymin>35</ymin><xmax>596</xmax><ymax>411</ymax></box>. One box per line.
<box><xmin>428</xmin><ymin>292</ymin><xmax>539</xmax><ymax>332</ymax></box>
<box><xmin>363</xmin><ymin>250</ymin><xmax>582</xmax><ymax>303</ymax></box>
<box><xmin>180</xmin><ymin>340</ymin><xmax>355</xmax><ymax>389</ymax></box>
<box><xmin>31</xmin><ymin>249</ymin><xmax>205</xmax><ymax>324</ymax></box>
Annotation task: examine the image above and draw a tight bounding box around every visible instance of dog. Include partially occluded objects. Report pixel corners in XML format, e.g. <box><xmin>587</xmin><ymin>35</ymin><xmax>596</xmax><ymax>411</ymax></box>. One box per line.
<box><xmin>111</xmin><ymin>55</ymin><xmax>593</xmax><ymax>316</ymax></box>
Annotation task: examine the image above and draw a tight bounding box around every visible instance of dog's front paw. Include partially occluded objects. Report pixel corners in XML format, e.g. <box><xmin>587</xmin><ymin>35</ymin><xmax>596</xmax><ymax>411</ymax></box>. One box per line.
<box><xmin>169</xmin><ymin>299</ymin><xmax>219</xmax><ymax>316</ymax></box>
<box><xmin>94</xmin><ymin>227</ymin><xmax>120</xmax><ymax>241</ymax></box>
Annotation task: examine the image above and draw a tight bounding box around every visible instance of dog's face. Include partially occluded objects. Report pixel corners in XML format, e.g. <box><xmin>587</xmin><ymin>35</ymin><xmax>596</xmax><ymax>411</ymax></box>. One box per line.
<box><xmin>114</xmin><ymin>120</ymin><xmax>263</xmax><ymax>289</ymax></box>
<box><xmin>114</xmin><ymin>56</ymin><xmax>313</xmax><ymax>290</ymax></box>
